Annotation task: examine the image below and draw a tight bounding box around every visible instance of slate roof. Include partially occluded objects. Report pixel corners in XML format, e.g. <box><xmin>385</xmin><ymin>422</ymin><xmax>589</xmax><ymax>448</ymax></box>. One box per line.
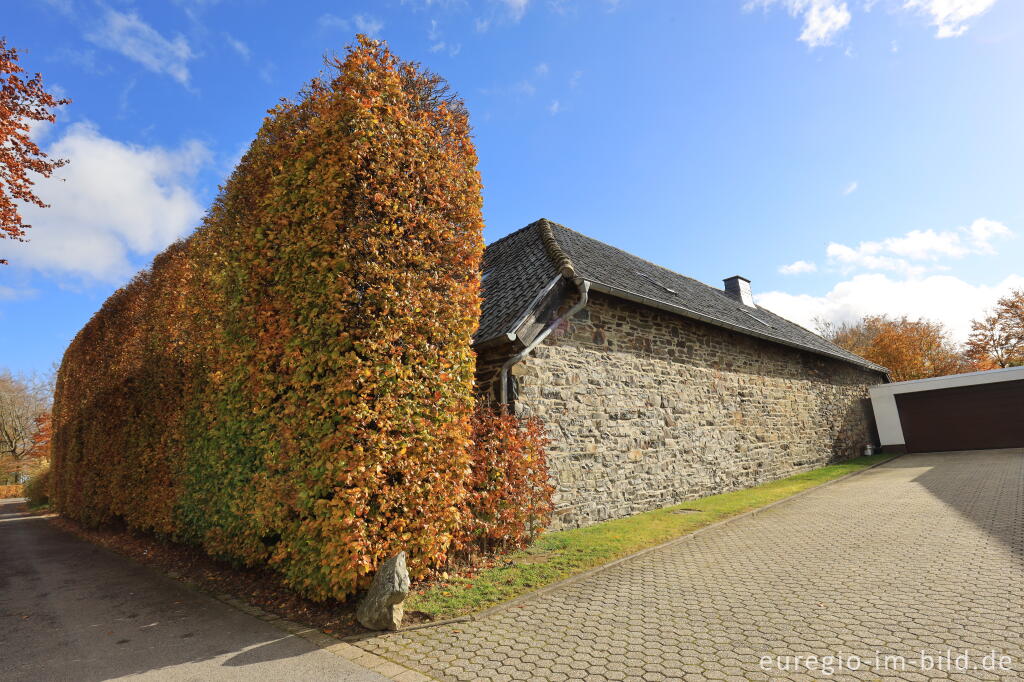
<box><xmin>476</xmin><ymin>219</ymin><xmax>887</xmax><ymax>374</ymax></box>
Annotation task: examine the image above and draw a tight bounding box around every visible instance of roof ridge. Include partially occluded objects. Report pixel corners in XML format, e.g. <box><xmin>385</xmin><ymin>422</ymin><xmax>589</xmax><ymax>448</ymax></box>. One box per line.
<box><xmin>545</xmin><ymin>219</ymin><xmax>717</xmax><ymax>291</ymax></box>
<box><xmin>536</xmin><ymin>218</ymin><xmax>577</xmax><ymax>279</ymax></box>
<box><xmin>539</xmin><ymin>219</ymin><xmax>885</xmax><ymax>373</ymax></box>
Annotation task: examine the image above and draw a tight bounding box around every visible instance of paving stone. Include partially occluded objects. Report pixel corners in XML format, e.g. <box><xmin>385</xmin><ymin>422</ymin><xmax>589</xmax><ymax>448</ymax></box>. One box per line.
<box><xmin>354</xmin><ymin>451</ymin><xmax>1024</xmax><ymax>681</ymax></box>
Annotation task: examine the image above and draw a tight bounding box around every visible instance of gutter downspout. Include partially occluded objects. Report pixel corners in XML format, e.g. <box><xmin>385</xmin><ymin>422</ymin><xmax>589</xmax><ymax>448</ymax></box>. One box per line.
<box><xmin>499</xmin><ymin>277</ymin><xmax>589</xmax><ymax>407</ymax></box>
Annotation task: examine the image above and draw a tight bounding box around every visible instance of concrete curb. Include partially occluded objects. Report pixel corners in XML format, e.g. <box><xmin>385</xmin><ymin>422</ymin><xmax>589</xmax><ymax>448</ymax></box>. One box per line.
<box><xmin>340</xmin><ymin>615</ymin><xmax>472</xmax><ymax>643</ymax></box>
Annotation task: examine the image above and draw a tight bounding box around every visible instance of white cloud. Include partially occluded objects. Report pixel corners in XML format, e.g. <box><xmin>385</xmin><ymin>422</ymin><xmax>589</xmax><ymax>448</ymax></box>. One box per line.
<box><xmin>501</xmin><ymin>0</ymin><xmax>530</xmax><ymax>21</ymax></box>
<box><xmin>887</xmin><ymin>229</ymin><xmax>968</xmax><ymax>259</ymax></box>
<box><xmin>52</xmin><ymin>47</ymin><xmax>107</xmax><ymax>75</ymax></box>
<box><xmin>826</xmin><ymin>219</ymin><xmax>1013</xmax><ymax>274</ymax></box>
<box><xmin>259</xmin><ymin>63</ymin><xmax>275</xmax><ymax>83</ymax></box>
<box><xmin>548</xmin><ymin>99</ymin><xmax>561</xmax><ymax>114</ymax></box>
<box><xmin>0</xmin><ymin>286</ymin><xmax>31</xmax><ymax>301</ymax></box>
<box><xmin>779</xmin><ymin>260</ymin><xmax>818</xmax><ymax>274</ymax></box>
<box><xmin>224</xmin><ymin>34</ymin><xmax>250</xmax><ymax>61</ymax></box>
<box><xmin>27</xmin><ymin>116</ymin><xmax>58</xmax><ymax>144</ymax></box>
<box><xmin>317</xmin><ymin>13</ymin><xmax>382</xmax><ymax>37</ymax></box>
<box><xmin>962</xmin><ymin>217</ymin><xmax>1012</xmax><ymax>253</ymax></box>
<box><xmin>535</xmin><ymin>62</ymin><xmax>550</xmax><ymax>76</ymax></box>
<box><xmin>474</xmin><ymin>18</ymin><xmax>491</xmax><ymax>32</ymax></box>
<box><xmin>746</xmin><ymin>0</ymin><xmax>852</xmax><ymax>47</ymax></box>
<box><xmin>748</xmin><ymin>0</ymin><xmax>999</xmax><ymax>46</ymax></box>
<box><xmin>842</xmin><ymin>180</ymin><xmax>858</xmax><ymax>195</ymax></box>
<box><xmin>484</xmin><ymin>80</ymin><xmax>537</xmax><ymax>97</ymax></box>
<box><xmin>86</xmin><ymin>9</ymin><xmax>194</xmax><ymax>86</ymax></box>
<box><xmin>429</xmin><ymin>41</ymin><xmax>462</xmax><ymax>56</ymax></box>
<box><xmin>826</xmin><ymin>242</ymin><xmax>915</xmax><ymax>273</ymax></box>
<box><xmin>5</xmin><ymin>123</ymin><xmax>209</xmax><ymax>281</ymax></box>
<box><xmin>761</xmin><ymin>217</ymin><xmax>1017</xmax><ymax>342</ymax></box>
<box><xmin>318</xmin><ymin>13</ymin><xmax>350</xmax><ymax>30</ymax></box>
<box><xmin>757</xmin><ymin>273</ymin><xmax>1024</xmax><ymax>342</ymax></box>
<box><xmin>426</xmin><ymin>20</ymin><xmax>461</xmax><ymax>56</ymax></box>
<box><xmin>903</xmin><ymin>0</ymin><xmax>998</xmax><ymax>38</ymax></box>
<box><xmin>354</xmin><ymin>14</ymin><xmax>384</xmax><ymax>37</ymax></box>
<box><xmin>799</xmin><ymin>0</ymin><xmax>852</xmax><ymax>46</ymax></box>
<box><xmin>548</xmin><ymin>0</ymin><xmax>576</xmax><ymax>15</ymax></box>
<box><xmin>569</xmin><ymin>70</ymin><xmax>583</xmax><ymax>88</ymax></box>
<box><xmin>41</xmin><ymin>0</ymin><xmax>73</xmax><ymax>16</ymax></box>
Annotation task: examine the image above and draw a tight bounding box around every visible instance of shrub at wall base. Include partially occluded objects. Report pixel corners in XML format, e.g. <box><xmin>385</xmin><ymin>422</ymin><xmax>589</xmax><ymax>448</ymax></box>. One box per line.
<box><xmin>456</xmin><ymin>406</ymin><xmax>554</xmax><ymax>560</ymax></box>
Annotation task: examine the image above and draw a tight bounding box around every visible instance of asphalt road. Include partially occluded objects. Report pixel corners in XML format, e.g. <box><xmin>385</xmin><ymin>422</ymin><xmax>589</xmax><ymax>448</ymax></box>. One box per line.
<box><xmin>0</xmin><ymin>498</ymin><xmax>387</xmax><ymax>681</ymax></box>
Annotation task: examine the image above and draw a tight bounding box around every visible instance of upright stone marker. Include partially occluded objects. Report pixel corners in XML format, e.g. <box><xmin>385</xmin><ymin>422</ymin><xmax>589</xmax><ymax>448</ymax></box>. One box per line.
<box><xmin>356</xmin><ymin>551</ymin><xmax>410</xmax><ymax>631</ymax></box>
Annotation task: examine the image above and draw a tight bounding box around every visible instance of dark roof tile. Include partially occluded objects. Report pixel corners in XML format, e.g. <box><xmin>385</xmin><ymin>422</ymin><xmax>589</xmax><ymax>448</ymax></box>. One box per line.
<box><xmin>476</xmin><ymin>219</ymin><xmax>886</xmax><ymax>374</ymax></box>
<box><xmin>474</xmin><ymin>222</ymin><xmax>559</xmax><ymax>344</ymax></box>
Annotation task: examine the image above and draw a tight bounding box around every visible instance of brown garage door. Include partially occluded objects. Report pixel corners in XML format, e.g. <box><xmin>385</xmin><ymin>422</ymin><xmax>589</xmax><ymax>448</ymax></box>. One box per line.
<box><xmin>895</xmin><ymin>379</ymin><xmax>1024</xmax><ymax>453</ymax></box>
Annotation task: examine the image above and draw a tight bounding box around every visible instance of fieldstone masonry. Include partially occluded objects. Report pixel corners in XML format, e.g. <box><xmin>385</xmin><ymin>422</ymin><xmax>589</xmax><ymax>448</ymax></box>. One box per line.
<box><xmin>501</xmin><ymin>291</ymin><xmax>883</xmax><ymax>530</ymax></box>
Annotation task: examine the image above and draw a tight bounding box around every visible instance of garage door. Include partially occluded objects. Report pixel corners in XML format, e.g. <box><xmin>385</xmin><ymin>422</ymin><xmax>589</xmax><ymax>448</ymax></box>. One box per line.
<box><xmin>895</xmin><ymin>379</ymin><xmax>1024</xmax><ymax>453</ymax></box>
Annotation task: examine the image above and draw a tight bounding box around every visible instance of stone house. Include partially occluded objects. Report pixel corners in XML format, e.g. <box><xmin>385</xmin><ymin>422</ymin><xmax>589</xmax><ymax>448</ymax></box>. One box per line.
<box><xmin>474</xmin><ymin>219</ymin><xmax>888</xmax><ymax>530</ymax></box>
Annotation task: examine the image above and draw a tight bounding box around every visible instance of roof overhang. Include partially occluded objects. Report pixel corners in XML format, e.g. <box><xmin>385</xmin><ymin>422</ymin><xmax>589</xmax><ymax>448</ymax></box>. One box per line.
<box><xmin>473</xmin><ymin>273</ymin><xmax>562</xmax><ymax>350</ymax></box>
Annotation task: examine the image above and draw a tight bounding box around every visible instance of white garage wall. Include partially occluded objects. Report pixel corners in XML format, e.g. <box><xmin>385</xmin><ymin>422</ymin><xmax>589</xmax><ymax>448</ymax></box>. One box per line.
<box><xmin>868</xmin><ymin>366</ymin><xmax>1024</xmax><ymax>448</ymax></box>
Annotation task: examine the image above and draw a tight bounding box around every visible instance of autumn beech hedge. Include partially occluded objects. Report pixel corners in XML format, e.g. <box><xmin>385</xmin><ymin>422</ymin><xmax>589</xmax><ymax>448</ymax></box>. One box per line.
<box><xmin>52</xmin><ymin>38</ymin><xmax>486</xmax><ymax>600</ymax></box>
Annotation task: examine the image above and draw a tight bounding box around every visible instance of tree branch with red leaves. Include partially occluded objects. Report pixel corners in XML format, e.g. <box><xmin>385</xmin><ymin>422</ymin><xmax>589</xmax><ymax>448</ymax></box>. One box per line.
<box><xmin>0</xmin><ymin>38</ymin><xmax>71</xmax><ymax>264</ymax></box>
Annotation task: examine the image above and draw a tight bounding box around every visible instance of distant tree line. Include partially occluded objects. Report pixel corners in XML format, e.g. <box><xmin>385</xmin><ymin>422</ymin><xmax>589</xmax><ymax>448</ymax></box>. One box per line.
<box><xmin>817</xmin><ymin>289</ymin><xmax>1024</xmax><ymax>382</ymax></box>
<box><xmin>0</xmin><ymin>370</ymin><xmax>52</xmax><ymax>485</ymax></box>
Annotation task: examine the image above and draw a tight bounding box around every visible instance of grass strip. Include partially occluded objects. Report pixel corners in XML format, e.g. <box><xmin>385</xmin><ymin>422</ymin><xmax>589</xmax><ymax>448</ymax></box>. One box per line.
<box><xmin>409</xmin><ymin>453</ymin><xmax>894</xmax><ymax>619</ymax></box>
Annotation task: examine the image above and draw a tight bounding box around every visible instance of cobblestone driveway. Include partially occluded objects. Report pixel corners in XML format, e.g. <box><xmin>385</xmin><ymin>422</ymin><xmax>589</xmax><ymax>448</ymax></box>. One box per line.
<box><xmin>356</xmin><ymin>450</ymin><xmax>1024</xmax><ymax>681</ymax></box>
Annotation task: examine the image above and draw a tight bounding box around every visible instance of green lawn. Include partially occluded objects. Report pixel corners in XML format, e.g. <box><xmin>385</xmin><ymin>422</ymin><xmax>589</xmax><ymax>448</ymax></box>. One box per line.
<box><xmin>408</xmin><ymin>454</ymin><xmax>894</xmax><ymax>619</ymax></box>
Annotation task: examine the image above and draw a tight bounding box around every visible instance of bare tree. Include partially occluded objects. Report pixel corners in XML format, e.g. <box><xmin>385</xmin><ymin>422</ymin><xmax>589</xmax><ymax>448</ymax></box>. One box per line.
<box><xmin>0</xmin><ymin>370</ymin><xmax>51</xmax><ymax>483</ymax></box>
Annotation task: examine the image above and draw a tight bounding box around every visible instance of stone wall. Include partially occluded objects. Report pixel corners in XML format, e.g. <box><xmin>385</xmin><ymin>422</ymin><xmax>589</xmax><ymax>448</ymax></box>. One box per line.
<box><xmin>510</xmin><ymin>291</ymin><xmax>883</xmax><ymax>530</ymax></box>
<box><xmin>474</xmin><ymin>342</ymin><xmax>511</xmax><ymax>406</ymax></box>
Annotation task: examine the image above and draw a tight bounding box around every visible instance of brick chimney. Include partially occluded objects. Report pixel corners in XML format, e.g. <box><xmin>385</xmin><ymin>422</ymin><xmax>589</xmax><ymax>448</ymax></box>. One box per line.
<box><xmin>723</xmin><ymin>275</ymin><xmax>755</xmax><ymax>307</ymax></box>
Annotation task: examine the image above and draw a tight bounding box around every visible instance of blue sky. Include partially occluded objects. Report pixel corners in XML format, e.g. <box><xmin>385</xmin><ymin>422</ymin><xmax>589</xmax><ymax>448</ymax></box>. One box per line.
<box><xmin>2</xmin><ymin>0</ymin><xmax>1022</xmax><ymax>377</ymax></box>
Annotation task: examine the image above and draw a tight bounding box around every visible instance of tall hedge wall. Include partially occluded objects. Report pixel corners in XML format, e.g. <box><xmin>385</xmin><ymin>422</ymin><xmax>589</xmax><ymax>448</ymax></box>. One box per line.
<box><xmin>51</xmin><ymin>38</ymin><xmax>484</xmax><ymax>600</ymax></box>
